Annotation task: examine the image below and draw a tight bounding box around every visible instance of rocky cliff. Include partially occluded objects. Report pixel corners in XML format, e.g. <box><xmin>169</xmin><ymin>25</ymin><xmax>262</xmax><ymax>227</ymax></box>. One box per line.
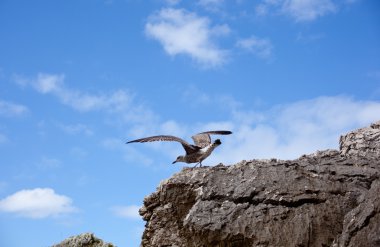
<box><xmin>139</xmin><ymin>121</ymin><xmax>380</xmax><ymax>247</ymax></box>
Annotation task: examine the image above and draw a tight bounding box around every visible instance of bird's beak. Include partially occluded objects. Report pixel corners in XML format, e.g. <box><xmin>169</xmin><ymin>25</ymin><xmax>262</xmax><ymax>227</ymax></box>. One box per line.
<box><xmin>172</xmin><ymin>160</ymin><xmax>177</xmax><ymax>164</ymax></box>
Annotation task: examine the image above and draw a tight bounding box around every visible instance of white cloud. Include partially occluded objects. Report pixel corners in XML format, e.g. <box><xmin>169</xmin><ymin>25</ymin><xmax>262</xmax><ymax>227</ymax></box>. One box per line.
<box><xmin>282</xmin><ymin>0</ymin><xmax>336</xmax><ymax>22</ymax></box>
<box><xmin>34</xmin><ymin>73</ymin><xmax>64</xmax><ymax>93</ymax></box>
<box><xmin>206</xmin><ymin>96</ymin><xmax>380</xmax><ymax>164</ymax></box>
<box><xmin>16</xmin><ymin>73</ymin><xmax>133</xmax><ymax>112</ymax></box>
<box><xmin>60</xmin><ymin>88</ymin><xmax>132</xmax><ymax>113</ymax></box>
<box><xmin>0</xmin><ymin>99</ymin><xmax>28</xmax><ymax>117</ymax></box>
<box><xmin>14</xmin><ymin>73</ymin><xmax>156</xmax><ymax>125</ymax></box>
<box><xmin>111</xmin><ymin>205</ymin><xmax>141</xmax><ymax>219</ymax></box>
<box><xmin>145</xmin><ymin>8</ymin><xmax>229</xmax><ymax>67</ymax></box>
<box><xmin>159</xmin><ymin>120</ymin><xmax>187</xmax><ymax>138</ymax></box>
<box><xmin>255</xmin><ymin>0</ymin><xmax>337</xmax><ymax>22</ymax></box>
<box><xmin>102</xmin><ymin>79</ymin><xmax>380</xmax><ymax>167</ymax></box>
<box><xmin>14</xmin><ymin>74</ymin><xmax>380</xmax><ymax>169</ymax></box>
<box><xmin>236</xmin><ymin>36</ymin><xmax>273</xmax><ymax>60</ymax></box>
<box><xmin>128</xmin><ymin>94</ymin><xmax>380</xmax><ymax>166</ymax></box>
<box><xmin>0</xmin><ymin>188</ymin><xmax>77</xmax><ymax>219</ymax></box>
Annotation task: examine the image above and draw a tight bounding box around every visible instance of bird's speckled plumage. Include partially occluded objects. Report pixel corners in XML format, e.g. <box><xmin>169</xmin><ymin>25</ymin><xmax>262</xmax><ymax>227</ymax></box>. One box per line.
<box><xmin>127</xmin><ymin>130</ymin><xmax>232</xmax><ymax>166</ymax></box>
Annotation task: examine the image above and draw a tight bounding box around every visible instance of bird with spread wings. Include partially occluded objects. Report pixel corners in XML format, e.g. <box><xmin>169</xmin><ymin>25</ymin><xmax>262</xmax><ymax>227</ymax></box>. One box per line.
<box><xmin>127</xmin><ymin>130</ymin><xmax>232</xmax><ymax>167</ymax></box>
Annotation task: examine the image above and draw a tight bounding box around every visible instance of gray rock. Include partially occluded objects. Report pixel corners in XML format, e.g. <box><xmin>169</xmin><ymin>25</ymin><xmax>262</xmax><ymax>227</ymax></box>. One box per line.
<box><xmin>140</xmin><ymin>121</ymin><xmax>380</xmax><ymax>247</ymax></box>
<box><xmin>51</xmin><ymin>233</ymin><xmax>115</xmax><ymax>247</ymax></box>
<box><xmin>340</xmin><ymin>120</ymin><xmax>380</xmax><ymax>157</ymax></box>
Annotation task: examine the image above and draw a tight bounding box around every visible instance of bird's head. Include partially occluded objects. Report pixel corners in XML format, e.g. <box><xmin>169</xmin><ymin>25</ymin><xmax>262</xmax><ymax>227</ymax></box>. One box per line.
<box><xmin>172</xmin><ymin>155</ymin><xmax>185</xmax><ymax>164</ymax></box>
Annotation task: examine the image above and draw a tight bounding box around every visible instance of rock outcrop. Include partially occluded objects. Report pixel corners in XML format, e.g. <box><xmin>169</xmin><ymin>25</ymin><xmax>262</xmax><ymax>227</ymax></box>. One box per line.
<box><xmin>51</xmin><ymin>233</ymin><xmax>115</xmax><ymax>247</ymax></box>
<box><xmin>340</xmin><ymin>121</ymin><xmax>380</xmax><ymax>157</ymax></box>
<box><xmin>140</xmin><ymin>121</ymin><xmax>380</xmax><ymax>247</ymax></box>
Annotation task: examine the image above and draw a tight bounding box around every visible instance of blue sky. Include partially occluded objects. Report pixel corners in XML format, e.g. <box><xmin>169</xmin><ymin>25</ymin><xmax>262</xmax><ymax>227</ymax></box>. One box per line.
<box><xmin>0</xmin><ymin>0</ymin><xmax>379</xmax><ymax>246</ymax></box>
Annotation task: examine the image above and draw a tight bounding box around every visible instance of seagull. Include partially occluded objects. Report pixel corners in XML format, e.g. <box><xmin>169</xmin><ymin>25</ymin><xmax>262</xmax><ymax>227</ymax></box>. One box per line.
<box><xmin>126</xmin><ymin>130</ymin><xmax>232</xmax><ymax>167</ymax></box>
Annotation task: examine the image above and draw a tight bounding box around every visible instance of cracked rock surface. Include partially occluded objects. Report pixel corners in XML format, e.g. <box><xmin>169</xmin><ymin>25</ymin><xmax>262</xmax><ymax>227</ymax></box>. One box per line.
<box><xmin>51</xmin><ymin>233</ymin><xmax>115</xmax><ymax>247</ymax></box>
<box><xmin>140</xmin><ymin>121</ymin><xmax>380</xmax><ymax>247</ymax></box>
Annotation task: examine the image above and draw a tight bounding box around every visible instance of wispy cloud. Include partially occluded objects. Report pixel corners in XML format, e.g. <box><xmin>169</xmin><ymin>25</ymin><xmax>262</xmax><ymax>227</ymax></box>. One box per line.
<box><xmin>296</xmin><ymin>32</ymin><xmax>325</xmax><ymax>43</ymax></box>
<box><xmin>182</xmin><ymin>85</ymin><xmax>211</xmax><ymax>106</ymax></box>
<box><xmin>13</xmin><ymin>73</ymin><xmax>156</xmax><ymax>125</ymax></box>
<box><xmin>15</xmin><ymin>73</ymin><xmax>131</xmax><ymax>112</ymax></box>
<box><xmin>0</xmin><ymin>133</ymin><xmax>8</xmax><ymax>144</ymax></box>
<box><xmin>255</xmin><ymin>0</ymin><xmax>338</xmax><ymax>22</ymax></box>
<box><xmin>164</xmin><ymin>0</ymin><xmax>181</xmax><ymax>5</ymax></box>
<box><xmin>145</xmin><ymin>8</ymin><xmax>229</xmax><ymax>67</ymax></box>
<box><xmin>283</xmin><ymin>0</ymin><xmax>337</xmax><ymax>22</ymax></box>
<box><xmin>255</xmin><ymin>2</ymin><xmax>270</xmax><ymax>17</ymax></box>
<box><xmin>0</xmin><ymin>188</ymin><xmax>77</xmax><ymax>219</ymax></box>
<box><xmin>236</xmin><ymin>36</ymin><xmax>274</xmax><ymax>60</ymax></box>
<box><xmin>197</xmin><ymin>0</ymin><xmax>225</xmax><ymax>12</ymax></box>
<box><xmin>0</xmin><ymin>181</ymin><xmax>7</xmax><ymax>192</ymax></box>
<box><xmin>0</xmin><ymin>99</ymin><xmax>28</xmax><ymax>117</ymax></box>
<box><xmin>37</xmin><ymin>156</ymin><xmax>62</xmax><ymax>170</ymax></box>
<box><xmin>129</xmin><ymin>93</ymin><xmax>380</xmax><ymax>165</ymax></box>
<box><xmin>33</xmin><ymin>73</ymin><xmax>64</xmax><ymax>93</ymax></box>
<box><xmin>111</xmin><ymin>205</ymin><xmax>141</xmax><ymax>219</ymax></box>
<box><xmin>367</xmin><ymin>70</ymin><xmax>380</xmax><ymax>80</ymax></box>
<box><xmin>59</xmin><ymin>123</ymin><xmax>93</xmax><ymax>136</ymax></box>
<box><xmin>70</xmin><ymin>147</ymin><xmax>88</xmax><ymax>159</ymax></box>
<box><xmin>206</xmin><ymin>96</ymin><xmax>380</xmax><ymax>164</ymax></box>
<box><xmin>14</xmin><ymin>74</ymin><xmax>380</xmax><ymax>168</ymax></box>
<box><xmin>102</xmin><ymin>138</ymin><xmax>154</xmax><ymax>166</ymax></box>
<box><xmin>198</xmin><ymin>0</ymin><xmax>224</xmax><ymax>5</ymax></box>
<box><xmin>182</xmin><ymin>84</ymin><xmax>242</xmax><ymax>111</ymax></box>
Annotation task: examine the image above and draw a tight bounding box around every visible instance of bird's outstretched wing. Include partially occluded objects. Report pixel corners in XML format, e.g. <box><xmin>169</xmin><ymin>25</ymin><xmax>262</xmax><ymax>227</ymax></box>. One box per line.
<box><xmin>127</xmin><ymin>135</ymin><xmax>199</xmax><ymax>154</ymax></box>
<box><xmin>192</xmin><ymin>130</ymin><xmax>232</xmax><ymax>148</ymax></box>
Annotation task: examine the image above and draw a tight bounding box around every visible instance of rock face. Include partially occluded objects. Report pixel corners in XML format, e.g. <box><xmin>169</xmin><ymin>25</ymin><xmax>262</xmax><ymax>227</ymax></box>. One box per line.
<box><xmin>51</xmin><ymin>233</ymin><xmax>115</xmax><ymax>247</ymax></box>
<box><xmin>140</xmin><ymin>121</ymin><xmax>380</xmax><ymax>247</ymax></box>
<box><xmin>340</xmin><ymin>121</ymin><xmax>380</xmax><ymax>157</ymax></box>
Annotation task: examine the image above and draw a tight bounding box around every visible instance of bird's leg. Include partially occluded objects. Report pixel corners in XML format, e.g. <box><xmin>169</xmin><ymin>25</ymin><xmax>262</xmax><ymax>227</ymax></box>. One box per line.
<box><xmin>193</xmin><ymin>162</ymin><xmax>200</xmax><ymax>168</ymax></box>
<box><xmin>199</xmin><ymin>161</ymin><xmax>203</xmax><ymax>167</ymax></box>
